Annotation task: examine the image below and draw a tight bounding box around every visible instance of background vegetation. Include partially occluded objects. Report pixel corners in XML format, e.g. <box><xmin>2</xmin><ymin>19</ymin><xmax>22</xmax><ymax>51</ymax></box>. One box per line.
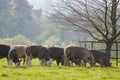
<box><xmin>0</xmin><ymin>0</ymin><xmax>91</xmax><ymax>46</ymax></box>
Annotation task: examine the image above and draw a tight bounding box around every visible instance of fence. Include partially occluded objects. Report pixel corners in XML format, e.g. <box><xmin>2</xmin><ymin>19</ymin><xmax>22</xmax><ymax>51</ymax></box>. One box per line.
<box><xmin>79</xmin><ymin>41</ymin><xmax>120</xmax><ymax>66</ymax></box>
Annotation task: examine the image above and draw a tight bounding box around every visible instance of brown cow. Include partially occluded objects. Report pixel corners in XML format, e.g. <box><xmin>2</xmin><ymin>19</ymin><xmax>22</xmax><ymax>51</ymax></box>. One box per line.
<box><xmin>64</xmin><ymin>45</ymin><xmax>95</xmax><ymax>67</ymax></box>
<box><xmin>48</xmin><ymin>46</ymin><xmax>64</xmax><ymax>66</ymax></box>
<box><xmin>14</xmin><ymin>45</ymin><xmax>26</xmax><ymax>65</ymax></box>
<box><xmin>25</xmin><ymin>45</ymin><xmax>53</xmax><ymax>66</ymax></box>
<box><xmin>91</xmin><ymin>50</ymin><xmax>111</xmax><ymax>67</ymax></box>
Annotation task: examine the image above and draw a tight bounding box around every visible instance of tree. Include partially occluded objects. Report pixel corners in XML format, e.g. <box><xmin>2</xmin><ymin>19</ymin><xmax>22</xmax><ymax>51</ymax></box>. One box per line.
<box><xmin>14</xmin><ymin>0</ymin><xmax>33</xmax><ymax>37</ymax></box>
<box><xmin>0</xmin><ymin>0</ymin><xmax>15</xmax><ymax>38</ymax></box>
<box><xmin>42</xmin><ymin>35</ymin><xmax>60</xmax><ymax>46</ymax></box>
<box><xmin>0</xmin><ymin>34</ymin><xmax>36</xmax><ymax>45</ymax></box>
<box><xmin>51</xmin><ymin>0</ymin><xmax>120</xmax><ymax>66</ymax></box>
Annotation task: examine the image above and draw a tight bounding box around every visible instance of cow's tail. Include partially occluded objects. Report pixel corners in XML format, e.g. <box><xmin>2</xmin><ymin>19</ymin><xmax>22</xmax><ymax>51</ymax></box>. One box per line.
<box><xmin>63</xmin><ymin>48</ymin><xmax>70</xmax><ymax>66</ymax></box>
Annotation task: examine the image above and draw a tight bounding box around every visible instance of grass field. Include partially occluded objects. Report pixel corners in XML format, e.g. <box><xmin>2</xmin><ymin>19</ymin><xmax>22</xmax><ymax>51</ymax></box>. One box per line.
<box><xmin>0</xmin><ymin>58</ymin><xmax>120</xmax><ymax>80</ymax></box>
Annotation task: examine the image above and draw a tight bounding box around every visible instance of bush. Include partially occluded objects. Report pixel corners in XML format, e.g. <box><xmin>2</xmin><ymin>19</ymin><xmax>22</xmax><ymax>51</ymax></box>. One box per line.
<box><xmin>0</xmin><ymin>34</ymin><xmax>36</xmax><ymax>45</ymax></box>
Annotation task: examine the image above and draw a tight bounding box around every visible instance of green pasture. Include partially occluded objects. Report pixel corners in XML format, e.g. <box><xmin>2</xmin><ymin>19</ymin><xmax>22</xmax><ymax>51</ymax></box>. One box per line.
<box><xmin>0</xmin><ymin>58</ymin><xmax>120</xmax><ymax>80</ymax></box>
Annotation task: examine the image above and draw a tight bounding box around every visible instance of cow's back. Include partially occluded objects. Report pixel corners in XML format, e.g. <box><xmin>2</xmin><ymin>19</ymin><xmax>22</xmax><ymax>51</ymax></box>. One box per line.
<box><xmin>48</xmin><ymin>47</ymin><xmax>64</xmax><ymax>59</ymax></box>
<box><xmin>65</xmin><ymin>46</ymin><xmax>90</xmax><ymax>58</ymax></box>
<box><xmin>26</xmin><ymin>45</ymin><xmax>40</xmax><ymax>58</ymax></box>
<box><xmin>14</xmin><ymin>45</ymin><xmax>26</xmax><ymax>58</ymax></box>
<box><xmin>26</xmin><ymin>45</ymin><xmax>50</xmax><ymax>59</ymax></box>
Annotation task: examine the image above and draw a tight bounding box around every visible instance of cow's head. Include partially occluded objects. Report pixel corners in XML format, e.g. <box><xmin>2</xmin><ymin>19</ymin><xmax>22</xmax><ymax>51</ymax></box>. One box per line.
<box><xmin>104</xmin><ymin>60</ymin><xmax>112</xmax><ymax>67</ymax></box>
<box><xmin>13</xmin><ymin>59</ymin><xmax>22</xmax><ymax>67</ymax></box>
<box><xmin>46</xmin><ymin>58</ymin><xmax>53</xmax><ymax>66</ymax></box>
<box><xmin>8</xmin><ymin>59</ymin><xmax>22</xmax><ymax>67</ymax></box>
<box><xmin>87</xmin><ymin>57</ymin><xmax>96</xmax><ymax>67</ymax></box>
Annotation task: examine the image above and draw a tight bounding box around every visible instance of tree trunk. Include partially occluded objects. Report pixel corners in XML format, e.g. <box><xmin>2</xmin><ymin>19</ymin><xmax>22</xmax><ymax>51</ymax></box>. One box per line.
<box><xmin>104</xmin><ymin>42</ymin><xmax>113</xmax><ymax>67</ymax></box>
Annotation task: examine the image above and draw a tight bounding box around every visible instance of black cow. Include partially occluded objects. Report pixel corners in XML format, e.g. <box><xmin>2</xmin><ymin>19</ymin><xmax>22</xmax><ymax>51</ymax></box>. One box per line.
<box><xmin>48</xmin><ymin>46</ymin><xmax>64</xmax><ymax>66</ymax></box>
<box><xmin>0</xmin><ymin>44</ymin><xmax>21</xmax><ymax>67</ymax></box>
<box><xmin>25</xmin><ymin>45</ymin><xmax>53</xmax><ymax>66</ymax></box>
<box><xmin>64</xmin><ymin>45</ymin><xmax>95</xmax><ymax>67</ymax></box>
<box><xmin>91</xmin><ymin>50</ymin><xmax>111</xmax><ymax>67</ymax></box>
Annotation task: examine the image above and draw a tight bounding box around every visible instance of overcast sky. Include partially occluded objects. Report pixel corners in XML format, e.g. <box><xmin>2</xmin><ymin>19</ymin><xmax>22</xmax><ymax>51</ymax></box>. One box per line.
<box><xmin>27</xmin><ymin>0</ymin><xmax>45</xmax><ymax>10</ymax></box>
<box><xmin>27</xmin><ymin>0</ymin><xmax>57</xmax><ymax>10</ymax></box>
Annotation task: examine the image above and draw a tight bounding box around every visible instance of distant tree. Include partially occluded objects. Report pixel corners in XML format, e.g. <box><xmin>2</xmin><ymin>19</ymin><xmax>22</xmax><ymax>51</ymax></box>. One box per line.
<box><xmin>42</xmin><ymin>35</ymin><xmax>60</xmax><ymax>46</ymax></box>
<box><xmin>0</xmin><ymin>0</ymin><xmax>15</xmax><ymax>38</ymax></box>
<box><xmin>14</xmin><ymin>0</ymin><xmax>33</xmax><ymax>36</ymax></box>
<box><xmin>52</xmin><ymin>0</ymin><xmax>120</xmax><ymax>66</ymax></box>
<box><xmin>35</xmin><ymin>23</ymin><xmax>61</xmax><ymax>44</ymax></box>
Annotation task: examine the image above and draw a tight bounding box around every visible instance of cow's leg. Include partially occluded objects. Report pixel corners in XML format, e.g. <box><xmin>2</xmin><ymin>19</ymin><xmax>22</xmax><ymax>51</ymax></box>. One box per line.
<box><xmin>99</xmin><ymin>58</ymin><xmax>105</xmax><ymax>67</ymax></box>
<box><xmin>40</xmin><ymin>59</ymin><xmax>42</xmax><ymax>66</ymax></box>
<box><xmin>56</xmin><ymin>59</ymin><xmax>60</xmax><ymax>66</ymax></box>
<box><xmin>26</xmin><ymin>56</ymin><xmax>29</xmax><ymax>66</ymax></box>
<box><xmin>40</xmin><ymin>59</ymin><xmax>44</xmax><ymax>66</ymax></box>
<box><xmin>64</xmin><ymin>56</ymin><xmax>70</xmax><ymax>66</ymax></box>
<box><xmin>40</xmin><ymin>59</ymin><xmax>46</xmax><ymax>66</ymax></box>
<box><xmin>61</xmin><ymin>59</ymin><xmax>64</xmax><ymax>66</ymax></box>
<box><xmin>28</xmin><ymin>58</ymin><xmax>32</xmax><ymax>66</ymax></box>
<box><xmin>7</xmin><ymin>58</ymin><xmax>9</xmax><ymax>66</ymax></box>
<box><xmin>26</xmin><ymin>56</ymin><xmax>31</xmax><ymax>66</ymax></box>
<box><xmin>81</xmin><ymin>60</ymin><xmax>86</xmax><ymax>67</ymax></box>
<box><xmin>23</xmin><ymin>58</ymin><xmax>25</xmax><ymax>65</ymax></box>
<box><xmin>8</xmin><ymin>59</ymin><xmax>13</xmax><ymax>67</ymax></box>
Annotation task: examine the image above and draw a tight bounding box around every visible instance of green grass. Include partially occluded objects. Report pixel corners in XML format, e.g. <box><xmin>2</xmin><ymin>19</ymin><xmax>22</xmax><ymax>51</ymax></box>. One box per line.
<box><xmin>0</xmin><ymin>58</ymin><xmax>120</xmax><ymax>80</ymax></box>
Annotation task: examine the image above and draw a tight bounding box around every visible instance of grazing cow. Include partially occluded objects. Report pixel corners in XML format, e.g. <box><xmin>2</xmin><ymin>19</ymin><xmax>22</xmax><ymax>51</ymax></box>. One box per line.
<box><xmin>25</xmin><ymin>45</ymin><xmax>53</xmax><ymax>66</ymax></box>
<box><xmin>91</xmin><ymin>50</ymin><xmax>111</xmax><ymax>67</ymax></box>
<box><xmin>64</xmin><ymin>45</ymin><xmax>95</xmax><ymax>67</ymax></box>
<box><xmin>0</xmin><ymin>44</ymin><xmax>21</xmax><ymax>67</ymax></box>
<box><xmin>14</xmin><ymin>45</ymin><xmax>26</xmax><ymax>65</ymax></box>
<box><xmin>48</xmin><ymin>46</ymin><xmax>64</xmax><ymax>66</ymax></box>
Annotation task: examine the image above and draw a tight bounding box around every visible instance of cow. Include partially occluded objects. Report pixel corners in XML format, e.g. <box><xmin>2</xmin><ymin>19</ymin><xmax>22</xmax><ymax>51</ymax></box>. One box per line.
<box><xmin>25</xmin><ymin>45</ymin><xmax>53</xmax><ymax>66</ymax></box>
<box><xmin>64</xmin><ymin>45</ymin><xmax>95</xmax><ymax>67</ymax></box>
<box><xmin>48</xmin><ymin>46</ymin><xmax>64</xmax><ymax>66</ymax></box>
<box><xmin>0</xmin><ymin>44</ymin><xmax>21</xmax><ymax>67</ymax></box>
<box><xmin>14</xmin><ymin>45</ymin><xmax>26</xmax><ymax>65</ymax></box>
<box><xmin>91</xmin><ymin>50</ymin><xmax>111</xmax><ymax>67</ymax></box>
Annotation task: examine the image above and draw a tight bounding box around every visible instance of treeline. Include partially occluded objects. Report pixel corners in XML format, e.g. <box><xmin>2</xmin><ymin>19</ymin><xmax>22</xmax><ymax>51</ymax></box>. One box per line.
<box><xmin>0</xmin><ymin>0</ymin><xmax>36</xmax><ymax>38</ymax></box>
<box><xmin>0</xmin><ymin>0</ymin><xmax>91</xmax><ymax>46</ymax></box>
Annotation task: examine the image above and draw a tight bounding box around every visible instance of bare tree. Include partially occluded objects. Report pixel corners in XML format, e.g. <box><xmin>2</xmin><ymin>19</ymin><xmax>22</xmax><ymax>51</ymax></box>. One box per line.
<box><xmin>51</xmin><ymin>0</ymin><xmax>120</xmax><ymax>66</ymax></box>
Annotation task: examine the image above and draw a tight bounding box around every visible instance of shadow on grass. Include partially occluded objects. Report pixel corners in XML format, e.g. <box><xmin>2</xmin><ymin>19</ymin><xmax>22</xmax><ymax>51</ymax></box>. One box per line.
<box><xmin>2</xmin><ymin>65</ymin><xmax>28</xmax><ymax>69</ymax></box>
<box><xmin>1</xmin><ymin>73</ymin><xmax>8</xmax><ymax>77</ymax></box>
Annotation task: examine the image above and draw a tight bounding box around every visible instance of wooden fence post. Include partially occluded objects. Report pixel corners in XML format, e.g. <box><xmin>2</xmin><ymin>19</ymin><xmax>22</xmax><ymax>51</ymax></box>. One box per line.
<box><xmin>116</xmin><ymin>43</ymin><xmax>118</xmax><ymax>66</ymax></box>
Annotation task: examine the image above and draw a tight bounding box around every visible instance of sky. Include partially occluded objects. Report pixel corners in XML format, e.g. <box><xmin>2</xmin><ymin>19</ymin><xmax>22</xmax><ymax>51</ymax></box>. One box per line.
<box><xmin>27</xmin><ymin>0</ymin><xmax>46</xmax><ymax>10</ymax></box>
<box><xmin>27</xmin><ymin>0</ymin><xmax>54</xmax><ymax>10</ymax></box>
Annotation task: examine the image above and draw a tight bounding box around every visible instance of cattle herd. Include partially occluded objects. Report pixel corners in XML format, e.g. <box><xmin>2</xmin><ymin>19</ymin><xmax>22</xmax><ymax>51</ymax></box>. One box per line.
<box><xmin>0</xmin><ymin>44</ymin><xmax>111</xmax><ymax>67</ymax></box>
